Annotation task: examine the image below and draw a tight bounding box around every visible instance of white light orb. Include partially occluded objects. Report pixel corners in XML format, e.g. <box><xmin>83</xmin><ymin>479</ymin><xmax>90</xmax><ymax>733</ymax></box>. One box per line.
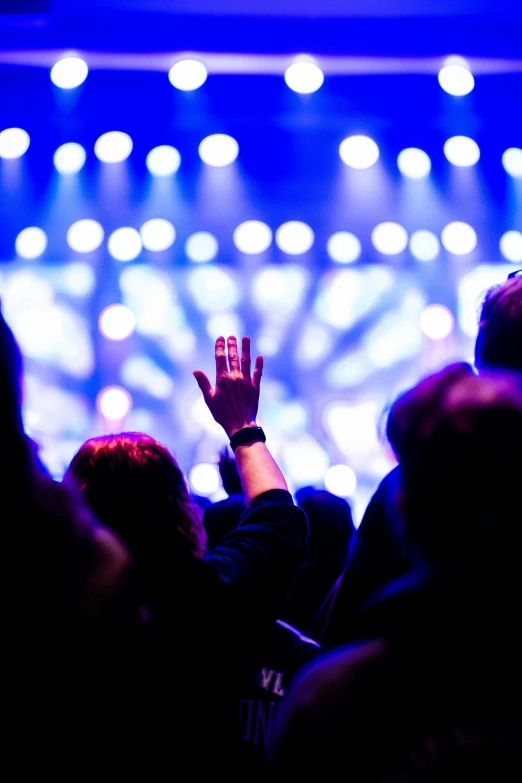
<box><xmin>443</xmin><ymin>136</ymin><xmax>480</xmax><ymax>167</ymax></box>
<box><xmin>198</xmin><ymin>134</ymin><xmax>239</xmax><ymax>167</ymax></box>
<box><xmin>502</xmin><ymin>148</ymin><xmax>522</xmax><ymax>178</ymax></box>
<box><xmin>327</xmin><ymin>231</ymin><xmax>361</xmax><ymax>264</ymax></box>
<box><xmin>185</xmin><ymin>231</ymin><xmax>218</xmax><ymax>262</ymax></box>
<box><xmin>371</xmin><ymin>222</ymin><xmax>408</xmax><ymax>255</ymax></box>
<box><xmin>66</xmin><ymin>219</ymin><xmax>104</xmax><ymax>253</ymax></box>
<box><xmin>53</xmin><ymin>142</ymin><xmax>86</xmax><ymax>174</ymax></box>
<box><xmin>397</xmin><ymin>148</ymin><xmax>431</xmax><ymax>179</ymax></box>
<box><xmin>50</xmin><ymin>56</ymin><xmax>88</xmax><ymax>89</ymax></box>
<box><xmin>94</xmin><ymin>131</ymin><xmax>133</xmax><ymax>163</ymax></box>
<box><xmin>438</xmin><ymin>64</ymin><xmax>474</xmax><ymax>96</ymax></box>
<box><xmin>409</xmin><ymin>230</ymin><xmax>440</xmax><ymax>261</ymax></box>
<box><xmin>168</xmin><ymin>59</ymin><xmax>207</xmax><ymax>91</ymax></box>
<box><xmin>97</xmin><ymin>386</ymin><xmax>132</xmax><ymax>420</ymax></box>
<box><xmin>284</xmin><ymin>60</ymin><xmax>324</xmax><ymax>94</ymax></box>
<box><xmin>99</xmin><ymin>304</ymin><xmax>136</xmax><ymax>340</ymax></box>
<box><xmin>140</xmin><ymin>219</ymin><xmax>176</xmax><ymax>252</ymax></box>
<box><xmin>60</xmin><ymin>262</ymin><xmax>96</xmax><ymax>296</ymax></box>
<box><xmin>107</xmin><ymin>227</ymin><xmax>142</xmax><ymax>262</ymax></box>
<box><xmin>339</xmin><ymin>135</ymin><xmax>379</xmax><ymax>169</ymax></box>
<box><xmin>15</xmin><ymin>227</ymin><xmax>47</xmax><ymax>259</ymax></box>
<box><xmin>233</xmin><ymin>220</ymin><xmax>272</xmax><ymax>254</ymax></box>
<box><xmin>441</xmin><ymin>222</ymin><xmax>477</xmax><ymax>255</ymax></box>
<box><xmin>188</xmin><ymin>463</ymin><xmax>221</xmax><ymax>497</ymax></box>
<box><xmin>324</xmin><ymin>464</ymin><xmax>357</xmax><ymax>498</ymax></box>
<box><xmin>145</xmin><ymin>145</ymin><xmax>181</xmax><ymax>176</ymax></box>
<box><xmin>0</xmin><ymin>127</ymin><xmax>30</xmax><ymax>159</ymax></box>
<box><xmin>275</xmin><ymin>221</ymin><xmax>314</xmax><ymax>255</ymax></box>
<box><xmin>187</xmin><ymin>266</ymin><xmax>239</xmax><ymax>313</ymax></box>
<box><xmin>500</xmin><ymin>230</ymin><xmax>522</xmax><ymax>263</ymax></box>
<box><xmin>419</xmin><ymin>304</ymin><xmax>454</xmax><ymax>340</ymax></box>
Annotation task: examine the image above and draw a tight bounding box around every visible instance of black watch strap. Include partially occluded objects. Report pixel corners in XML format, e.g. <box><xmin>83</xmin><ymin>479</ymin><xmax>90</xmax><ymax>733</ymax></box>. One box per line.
<box><xmin>230</xmin><ymin>426</ymin><xmax>266</xmax><ymax>452</ymax></box>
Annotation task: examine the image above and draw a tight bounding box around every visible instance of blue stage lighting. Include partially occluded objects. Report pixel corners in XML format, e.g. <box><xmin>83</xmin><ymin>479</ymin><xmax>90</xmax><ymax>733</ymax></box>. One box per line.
<box><xmin>94</xmin><ymin>131</ymin><xmax>133</xmax><ymax>163</ymax></box>
<box><xmin>419</xmin><ymin>304</ymin><xmax>454</xmax><ymax>340</ymax></box>
<box><xmin>99</xmin><ymin>304</ymin><xmax>136</xmax><ymax>341</ymax></box>
<box><xmin>441</xmin><ymin>222</ymin><xmax>477</xmax><ymax>255</ymax></box>
<box><xmin>397</xmin><ymin>148</ymin><xmax>431</xmax><ymax>179</ymax></box>
<box><xmin>275</xmin><ymin>221</ymin><xmax>314</xmax><ymax>254</ymax></box>
<box><xmin>327</xmin><ymin>232</ymin><xmax>361</xmax><ymax>264</ymax></box>
<box><xmin>140</xmin><ymin>219</ymin><xmax>176</xmax><ymax>252</ymax></box>
<box><xmin>500</xmin><ymin>231</ymin><xmax>522</xmax><ymax>263</ymax></box>
<box><xmin>107</xmin><ymin>227</ymin><xmax>142</xmax><ymax>261</ymax></box>
<box><xmin>66</xmin><ymin>219</ymin><xmax>104</xmax><ymax>253</ymax></box>
<box><xmin>444</xmin><ymin>136</ymin><xmax>480</xmax><ymax>167</ymax></box>
<box><xmin>53</xmin><ymin>142</ymin><xmax>86</xmax><ymax>174</ymax></box>
<box><xmin>0</xmin><ymin>127</ymin><xmax>30</xmax><ymax>159</ymax></box>
<box><xmin>502</xmin><ymin>148</ymin><xmax>522</xmax><ymax>178</ymax></box>
<box><xmin>284</xmin><ymin>58</ymin><xmax>324</xmax><ymax>94</ymax></box>
<box><xmin>185</xmin><ymin>232</ymin><xmax>219</xmax><ymax>263</ymax></box>
<box><xmin>168</xmin><ymin>59</ymin><xmax>207</xmax><ymax>91</ymax></box>
<box><xmin>15</xmin><ymin>227</ymin><xmax>48</xmax><ymax>259</ymax></box>
<box><xmin>371</xmin><ymin>222</ymin><xmax>408</xmax><ymax>255</ymax></box>
<box><xmin>324</xmin><ymin>464</ymin><xmax>357</xmax><ymax>498</ymax></box>
<box><xmin>438</xmin><ymin>62</ymin><xmax>474</xmax><ymax>96</ymax></box>
<box><xmin>409</xmin><ymin>230</ymin><xmax>440</xmax><ymax>261</ymax></box>
<box><xmin>50</xmin><ymin>56</ymin><xmax>88</xmax><ymax>89</ymax></box>
<box><xmin>198</xmin><ymin>134</ymin><xmax>239</xmax><ymax>167</ymax></box>
<box><xmin>233</xmin><ymin>221</ymin><xmax>272</xmax><ymax>254</ymax></box>
<box><xmin>339</xmin><ymin>135</ymin><xmax>379</xmax><ymax>169</ymax></box>
<box><xmin>146</xmin><ymin>145</ymin><xmax>181</xmax><ymax>176</ymax></box>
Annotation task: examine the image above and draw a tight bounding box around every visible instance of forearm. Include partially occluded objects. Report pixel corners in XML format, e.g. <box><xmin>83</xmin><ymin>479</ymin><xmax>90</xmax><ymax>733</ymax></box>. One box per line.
<box><xmin>234</xmin><ymin>441</ymin><xmax>288</xmax><ymax>506</ymax></box>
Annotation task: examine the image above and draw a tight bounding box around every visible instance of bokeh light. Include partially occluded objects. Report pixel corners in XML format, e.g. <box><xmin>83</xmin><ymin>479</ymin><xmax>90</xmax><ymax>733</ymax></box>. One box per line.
<box><xmin>97</xmin><ymin>386</ymin><xmax>132</xmax><ymax>420</ymax></box>
<box><xmin>50</xmin><ymin>56</ymin><xmax>88</xmax><ymax>89</ymax></box>
<box><xmin>327</xmin><ymin>232</ymin><xmax>361</xmax><ymax>264</ymax></box>
<box><xmin>15</xmin><ymin>227</ymin><xmax>48</xmax><ymax>259</ymax></box>
<box><xmin>99</xmin><ymin>304</ymin><xmax>136</xmax><ymax>340</ymax></box>
<box><xmin>185</xmin><ymin>232</ymin><xmax>219</xmax><ymax>262</ymax></box>
<box><xmin>502</xmin><ymin>148</ymin><xmax>522</xmax><ymax>178</ymax></box>
<box><xmin>66</xmin><ymin>219</ymin><xmax>104</xmax><ymax>253</ymax></box>
<box><xmin>275</xmin><ymin>221</ymin><xmax>314</xmax><ymax>254</ymax></box>
<box><xmin>284</xmin><ymin>59</ymin><xmax>324</xmax><ymax>94</ymax></box>
<box><xmin>419</xmin><ymin>304</ymin><xmax>454</xmax><ymax>340</ymax></box>
<box><xmin>339</xmin><ymin>135</ymin><xmax>379</xmax><ymax>169</ymax></box>
<box><xmin>500</xmin><ymin>230</ymin><xmax>522</xmax><ymax>263</ymax></box>
<box><xmin>409</xmin><ymin>230</ymin><xmax>440</xmax><ymax>261</ymax></box>
<box><xmin>438</xmin><ymin>64</ymin><xmax>474</xmax><ymax>96</ymax></box>
<box><xmin>53</xmin><ymin>142</ymin><xmax>86</xmax><ymax>174</ymax></box>
<box><xmin>441</xmin><ymin>222</ymin><xmax>477</xmax><ymax>255</ymax></box>
<box><xmin>397</xmin><ymin>148</ymin><xmax>431</xmax><ymax>179</ymax></box>
<box><xmin>324</xmin><ymin>464</ymin><xmax>357</xmax><ymax>497</ymax></box>
<box><xmin>189</xmin><ymin>463</ymin><xmax>221</xmax><ymax>496</ymax></box>
<box><xmin>168</xmin><ymin>59</ymin><xmax>207</xmax><ymax>91</ymax></box>
<box><xmin>145</xmin><ymin>145</ymin><xmax>181</xmax><ymax>176</ymax></box>
<box><xmin>233</xmin><ymin>221</ymin><xmax>272</xmax><ymax>254</ymax></box>
<box><xmin>107</xmin><ymin>227</ymin><xmax>142</xmax><ymax>261</ymax></box>
<box><xmin>198</xmin><ymin>134</ymin><xmax>239</xmax><ymax>167</ymax></box>
<box><xmin>94</xmin><ymin>131</ymin><xmax>133</xmax><ymax>163</ymax></box>
<box><xmin>187</xmin><ymin>266</ymin><xmax>239</xmax><ymax>312</ymax></box>
<box><xmin>371</xmin><ymin>222</ymin><xmax>408</xmax><ymax>255</ymax></box>
<box><xmin>443</xmin><ymin>136</ymin><xmax>480</xmax><ymax>167</ymax></box>
<box><xmin>140</xmin><ymin>219</ymin><xmax>176</xmax><ymax>252</ymax></box>
<box><xmin>0</xmin><ymin>127</ymin><xmax>30</xmax><ymax>159</ymax></box>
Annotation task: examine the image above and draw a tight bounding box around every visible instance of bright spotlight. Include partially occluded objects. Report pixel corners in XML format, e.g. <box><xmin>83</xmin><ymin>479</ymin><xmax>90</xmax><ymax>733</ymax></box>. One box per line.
<box><xmin>107</xmin><ymin>227</ymin><xmax>142</xmax><ymax>261</ymax></box>
<box><xmin>327</xmin><ymin>231</ymin><xmax>361</xmax><ymax>264</ymax></box>
<box><xmin>185</xmin><ymin>232</ymin><xmax>219</xmax><ymax>263</ymax></box>
<box><xmin>53</xmin><ymin>142</ymin><xmax>86</xmax><ymax>174</ymax></box>
<box><xmin>66</xmin><ymin>219</ymin><xmax>104</xmax><ymax>253</ymax></box>
<box><xmin>438</xmin><ymin>64</ymin><xmax>474</xmax><ymax>96</ymax></box>
<box><xmin>198</xmin><ymin>134</ymin><xmax>239</xmax><ymax>167</ymax></box>
<box><xmin>339</xmin><ymin>135</ymin><xmax>379</xmax><ymax>169</ymax></box>
<box><xmin>441</xmin><ymin>222</ymin><xmax>477</xmax><ymax>255</ymax></box>
<box><xmin>284</xmin><ymin>59</ymin><xmax>324</xmax><ymax>94</ymax></box>
<box><xmin>275</xmin><ymin>221</ymin><xmax>314</xmax><ymax>255</ymax></box>
<box><xmin>397</xmin><ymin>148</ymin><xmax>431</xmax><ymax>179</ymax></box>
<box><xmin>50</xmin><ymin>56</ymin><xmax>88</xmax><ymax>89</ymax></box>
<box><xmin>371</xmin><ymin>222</ymin><xmax>408</xmax><ymax>255</ymax></box>
<box><xmin>502</xmin><ymin>148</ymin><xmax>522</xmax><ymax>178</ymax></box>
<box><xmin>99</xmin><ymin>304</ymin><xmax>136</xmax><ymax>341</ymax></box>
<box><xmin>15</xmin><ymin>227</ymin><xmax>48</xmax><ymax>259</ymax></box>
<box><xmin>500</xmin><ymin>230</ymin><xmax>522</xmax><ymax>263</ymax></box>
<box><xmin>140</xmin><ymin>219</ymin><xmax>176</xmax><ymax>252</ymax></box>
<box><xmin>324</xmin><ymin>464</ymin><xmax>357</xmax><ymax>498</ymax></box>
<box><xmin>94</xmin><ymin>131</ymin><xmax>133</xmax><ymax>163</ymax></box>
<box><xmin>443</xmin><ymin>136</ymin><xmax>480</xmax><ymax>167</ymax></box>
<box><xmin>168</xmin><ymin>59</ymin><xmax>207</xmax><ymax>91</ymax></box>
<box><xmin>233</xmin><ymin>221</ymin><xmax>272</xmax><ymax>254</ymax></box>
<box><xmin>419</xmin><ymin>304</ymin><xmax>454</xmax><ymax>340</ymax></box>
<box><xmin>188</xmin><ymin>463</ymin><xmax>221</xmax><ymax>497</ymax></box>
<box><xmin>409</xmin><ymin>230</ymin><xmax>440</xmax><ymax>261</ymax></box>
<box><xmin>97</xmin><ymin>386</ymin><xmax>132</xmax><ymax>420</ymax></box>
<box><xmin>145</xmin><ymin>145</ymin><xmax>181</xmax><ymax>176</ymax></box>
<box><xmin>0</xmin><ymin>127</ymin><xmax>30</xmax><ymax>159</ymax></box>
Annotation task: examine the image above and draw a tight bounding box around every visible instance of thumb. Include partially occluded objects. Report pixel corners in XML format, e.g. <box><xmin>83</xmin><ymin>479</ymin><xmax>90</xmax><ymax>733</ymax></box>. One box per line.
<box><xmin>193</xmin><ymin>371</ymin><xmax>213</xmax><ymax>404</ymax></box>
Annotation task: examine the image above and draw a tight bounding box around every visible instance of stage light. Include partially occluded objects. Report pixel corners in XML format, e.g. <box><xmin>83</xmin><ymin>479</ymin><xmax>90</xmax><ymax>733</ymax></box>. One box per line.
<box><xmin>324</xmin><ymin>464</ymin><xmax>357</xmax><ymax>498</ymax></box>
<box><xmin>282</xmin><ymin>435</ymin><xmax>330</xmax><ymax>486</ymax></box>
<box><xmin>233</xmin><ymin>221</ymin><xmax>272</xmax><ymax>254</ymax></box>
<box><xmin>168</xmin><ymin>59</ymin><xmax>207</xmax><ymax>91</ymax></box>
<box><xmin>187</xmin><ymin>266</ymin><xmax>239</xmax><ymax>312</ymax></box>
<box><xmin>275</xmin><ymin>221</ymin><xmax>314</xmax><ymax>255</ymax></box>
<box><xmin>419</xmin><ymin>304</ymin><xmax>454</xmax><ymax>340</ymax></box>
<box><xmin>371</xmin><ymin>222</ymin><xmax>408</xmax><ymax>255</ymax></box>
<box><xmin>198</xmin><ymin>134</ymin><xmax>239</xmax><ymax>167</ymax></box>
<box><xmin>339</xmin><ymin>135</ymin><xmax>379</xmax><ymax>169</ymax></box>
<box><xmin>140</xmin><ymin>219</ymin><xmax>176</xmax><ymax>252</ymax></box>
<box><xmin>315</xmin><ymin>267</ymin><xmax>394</xmax><ymax>329</ymax></box>
<box><xmin>60</xmin><ymin>263</ymin><xmax>96</xmax><ymax>297</ymax></box>
<box><xmin>108</xmin><ymin>227</ymin><xmax>142</xmax><ymax>261</ymax></box>
<box><xmin>206</xmin><ymin>312</ymin><xmax>243</xmax><ymax>341</ymax></box>
<box><xmin>99</xmin><ymin>304</ymin><xmax>136</xmax><ymax>341</ymax></box>
<box><xmin>94</xmin><ymin>131</ymin><xmax>133</xmax><ymax>163</ymax></box>
<box><xmin>500</xmin><ymin>230</ymin><xmax>522</xmax><ymax>263</ymax></box>
<box><xmin>284</xmin><ymin>58</ymin><xmax>324</xmax><ymax>94</ymax></box>
<box><xmin>50</xmin><ymin>56</ymin><xmax>88</xmax><ymax>89</ymax></box>
<box><xmin>397</xmin><ymin>148</ymin><xmax>431</xmax><ymax>179</ymax></box>
<box><xmin>409</xmin><ymin>230</ymin><xmax>440</xmax><ymax>261</ymax></box>
<box><xmin>66</xmin><ymin>219</ymin><xmax>104</xmax><ymax>253</ymax></box>
<box><xmin>327</xmin><ymin>232</ymin><xmax>361</xmax><ymax>264</ymax></box>
<box><xmin>252</xmin><ymin>266</ymin><xmax>309</xmax><ymax>316</ymax></box>
<box><xmin>0</xmin><ymin>127</ymin><xmax>30</xmax><ymax>159</ymax></box>
<box><xmin>502</xmin><ymin>148</ymin><xmax>522</xmax><ymax>178</ymax></box>
<box><xmin>441</xmin><ymin>222</ymin><xmax>477</xmax><ymax>255</ymax></box>
<box><xmin>185</xmin><ymin>231</ymin><xmax>219</xmax><ymax>263</ymax></box>
<box><xmin>438</xmin><ymin>64</ymin><xmax>474</xmax><ymax>96</ymax></box>
<box><xmin>443</xmin><ymin>136</ymin><xmax>480</xmax><ymax>167</ymax></box>
<box><xmin>146</xmin><ymin>145</ymin><xmax>181</xmax><ymax>176</ymax></box>
<box><xmin>53</xmin><ymin>142</ymin><xmax>86</xmax><ymax>174</ymax></box>
<box><xmin>189</xmin><ymin>463</ymin><xmax>221</xmax><ymax>496</ymax></box>
<box><xmin>15</xmin><ymin>227</ymin><xmax>47</xmax><ymax>259</ymax></box>
<box><xmin>97</xmin><ymin>386</ymin><xmax>132</xmax><ymax>420</ymax></box>
<box><xmin>121</xmin><ymin>356</ymin><xmax>174</xmax><ymax>400</ymax></box>
<box><xmin>295</xmin><ymin>323</ymin><xmax>333</xmax><ymax>367</ymax></box>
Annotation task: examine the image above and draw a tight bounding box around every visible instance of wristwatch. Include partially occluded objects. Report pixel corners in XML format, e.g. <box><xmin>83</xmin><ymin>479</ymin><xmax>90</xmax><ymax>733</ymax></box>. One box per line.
<box><xmin>229</xmin><ymin>426</ymin><xmax>266</xmax><ymax>452</ymax></box>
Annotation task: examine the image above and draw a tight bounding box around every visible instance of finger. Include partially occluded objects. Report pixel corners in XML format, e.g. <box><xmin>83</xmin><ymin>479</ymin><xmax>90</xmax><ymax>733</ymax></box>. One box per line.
<box><xmin>193</xmin><ymin>371</ymin><xmax>213</xmax><ymax>405</ymax></box>
<box><xmin>253</xmin><ymin>355</ymin><xmax>263</xmax><ymax>390</ymax></box>
<box><xmin>241</xmin><ymin>336</ymin><xmax>251</xmax><ymax>380</ymax></box>
<box><xmin>215</xmin><ymin>336</ymin><xmax>228</xmax><ymax>378</ymax></box>
<box><xmin>227</xmin><ymin>335</ymin><xmax>240</xmax><ymax>373</ymax></box>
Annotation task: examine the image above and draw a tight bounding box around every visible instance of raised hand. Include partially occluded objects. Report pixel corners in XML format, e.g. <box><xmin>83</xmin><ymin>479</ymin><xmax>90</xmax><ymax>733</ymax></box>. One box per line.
<box><xmin>193</xmin><ymin>336</ymin><xmax>263</xmax><ymax>438</ymax></box>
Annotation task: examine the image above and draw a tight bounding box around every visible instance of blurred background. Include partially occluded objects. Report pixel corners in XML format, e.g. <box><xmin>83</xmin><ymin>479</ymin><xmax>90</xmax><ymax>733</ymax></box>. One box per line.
<box><xmin>1</xmin><ymin>0</ymin><xmax>521</xmax><ymax>521</ymax></box>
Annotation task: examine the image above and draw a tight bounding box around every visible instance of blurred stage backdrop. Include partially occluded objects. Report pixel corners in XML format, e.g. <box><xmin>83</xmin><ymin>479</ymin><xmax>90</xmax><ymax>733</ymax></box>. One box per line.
<box><xmin>0</xmin><ymin>1</ymin><xmax>521</xmax><ymax>520</ymax></box>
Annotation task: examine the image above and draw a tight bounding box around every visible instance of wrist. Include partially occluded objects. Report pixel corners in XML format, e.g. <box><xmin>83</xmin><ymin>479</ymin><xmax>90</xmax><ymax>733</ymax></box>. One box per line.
<box><xmin>226</xmin><ymin>421</ymin><xmax>257</xmax><ymax>438</ymax></box>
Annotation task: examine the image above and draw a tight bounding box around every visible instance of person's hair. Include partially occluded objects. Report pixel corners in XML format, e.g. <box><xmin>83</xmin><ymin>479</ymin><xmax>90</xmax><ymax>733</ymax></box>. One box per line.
<box><xmin>475</xmin><ymin>275</ymin><xmax>522</xmax><ymax>373</ymax></box>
